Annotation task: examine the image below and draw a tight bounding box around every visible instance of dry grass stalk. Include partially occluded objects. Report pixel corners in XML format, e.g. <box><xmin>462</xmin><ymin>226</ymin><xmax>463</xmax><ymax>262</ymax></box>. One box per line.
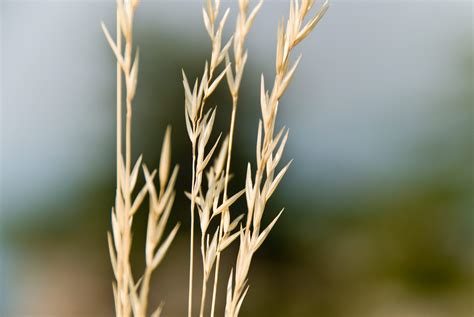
<box><xmin>210</xmin><ymin>1</ymin><xmax>263</xmax><ymax>316</ymax></box>
<box><xmin>182</xmin><ymin>1</ymin><xmax>239</xmax><ymax>316</ymax></box>
<box><xmin>102</xmin><ymin>0</ymin><xmax>328</xmax><ymax>316</ymax></box>
<box><xmin>182</xmin><ymin>1</ymin><xmax>264</xmax><ymax>316</ymax></box>
<box><xmin>102</xmin><ymin>0</ymin><xmax>179</xmax><ymax>316</ymax></box>
<box><xmin>224</xmin><ymin>1</ymin><xmax>329</xmax><ymax>316</ymax></box>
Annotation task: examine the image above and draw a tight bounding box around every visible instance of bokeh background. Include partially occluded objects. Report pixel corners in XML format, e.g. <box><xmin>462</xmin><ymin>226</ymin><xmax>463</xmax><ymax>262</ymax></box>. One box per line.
<box><xmin>1</xmin><ymin>0</ymin><xmax>473</xmax><ymax>316</ymax></box>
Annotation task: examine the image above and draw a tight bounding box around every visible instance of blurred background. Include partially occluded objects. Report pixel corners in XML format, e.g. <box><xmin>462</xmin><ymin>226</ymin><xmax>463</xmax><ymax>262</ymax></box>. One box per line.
<box><xmin>1</xmin><ymin>0</ymin><xmax>473</xmax><ymax>316</ymax></box>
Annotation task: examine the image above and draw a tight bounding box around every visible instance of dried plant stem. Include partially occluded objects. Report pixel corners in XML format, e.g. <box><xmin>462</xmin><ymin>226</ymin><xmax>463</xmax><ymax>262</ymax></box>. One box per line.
<box><xmin>225</xmin><ymin>1</ymin><xmax>329</xmax><ymax>316</ymax></box>
<box><xmin>137</xmin><ymin>267</ymin><xmax>153</xmax><ymax>316</ymax></box>
<box><xmin>183</xmin><ymin>1</ymin><xmax>236</xmax><ymax>316</ymax></box>
<box><xmin>210</xmin><ymin>1</ymin><xmax>263</xmax><ymax>315</ymax></box>
<box><xmin>199</xmin><ymin>233</ymin><xmax>208</xmax><ymax>317</ymax></box>
<box><xmin>209</xmin><ymin>97</ymin><xmax>236</xmax><ymax>317</ymax></box>
<box><xmin>104</xmin><ymin>1</ymin><xmax>180</xmax><ymax>316</ymax></box>
<box><xmin>116</xmin><ymin>9</ymin><xmax>122</xmax><ymax>194</ymax></box>
<box><xmin>187</xmin><ymin>85</ymin><xmax>218</xmax><ymax>317</ymax></box>
<box><xmin>115</xmin><ymin>4</ymin><xmax>136</xmax><ymax>315</ymax></box>
<box><xmin>115</xmin><ymin>9</ymin><xmax>124</xmax><ymax>317</ymax></box>
<box><xmin>222</xmin><ymin>96</ymin><xmax>238</xmax><ymax>204</ymax></box>
<box><xmin>188</xmin><ymin>145</ymin><xmax>196</xmax><ymax>317</ymax></box>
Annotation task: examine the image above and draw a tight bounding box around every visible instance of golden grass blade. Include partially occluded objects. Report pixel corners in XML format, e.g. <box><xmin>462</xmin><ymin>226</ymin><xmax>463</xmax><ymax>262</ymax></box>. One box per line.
<box><xmin>152</xmin><ymin>223</ymin><xmax>180</xmax><ymax>269</ymax></box>
<box><xmin>253</xmin><ymin>209</ymin><xmax>284</xmax><ymax>252</ymax></box>
<box><xmin>267</xmin><ymin>160</ymin><xmax>292</xmax><ymax>200</ymax></box>
<box><xmin>159</xmin><ymin>126</ymin><xmax>172</xmax><ymax>190</ymax></box>
<box><xmin>215</xmin><ymin>189</ymin><xmax>245</xmax><ymax>215</ymax></box>
<box><xmin>107</xmin><ymin>232</ymin><xmax>118</xmax><ymax>277</ymax></box>
<box><xmin>207</xmin><ymin>64</ymin><xmax>231</xmax><ymax>97</ymax></box>
<box><xmin>199</xmin><ymin>134</ymin><xmax>222</xmax><ymax>173</ymax></box>
<box><xmin>130</xmin><ymin>154</ymin><xmax>143</xmax><ymax>192</ymax></box>
<box><xmin>295</xmin><ymin>0</ymin><xmax>329</xmax><ymax>45</ymax></box>
<box><xmin>219</xmin><ymin>229</ymin><xmax>240</xmax><ymax>251</ymax></box>
<box><xmin>151</xmin><ymin>303</ymin><xmax>163</xmax><ymax>317</ymax></box>
<box><xmin>130</xmin><ymin>170</ymin><xmax>156</xmax><ymax>216</ymax></box>
<box><xmin>278</xmin><ymin>55</ymin><xmax>301</xmax><ymax>97</ymax></box>
<box><xmin>101</xmin><ymin>22</ymin><xmax>125</xmax><ymax>67</ymax></box>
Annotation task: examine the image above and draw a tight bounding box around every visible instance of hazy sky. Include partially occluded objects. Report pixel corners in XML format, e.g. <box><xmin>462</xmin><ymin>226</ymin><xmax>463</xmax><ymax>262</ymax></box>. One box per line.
<box><xmin>1</xmin><ymin>0</ymin><xmax>472</xmax><ymax>218</ymax></box>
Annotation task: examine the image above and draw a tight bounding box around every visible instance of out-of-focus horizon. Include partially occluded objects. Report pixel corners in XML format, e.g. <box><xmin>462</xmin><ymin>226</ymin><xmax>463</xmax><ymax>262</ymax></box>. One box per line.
<box><xmin>1</xmin><ymin>0</ymin><xmax>472</xmax><ymax>316</ymax></box>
